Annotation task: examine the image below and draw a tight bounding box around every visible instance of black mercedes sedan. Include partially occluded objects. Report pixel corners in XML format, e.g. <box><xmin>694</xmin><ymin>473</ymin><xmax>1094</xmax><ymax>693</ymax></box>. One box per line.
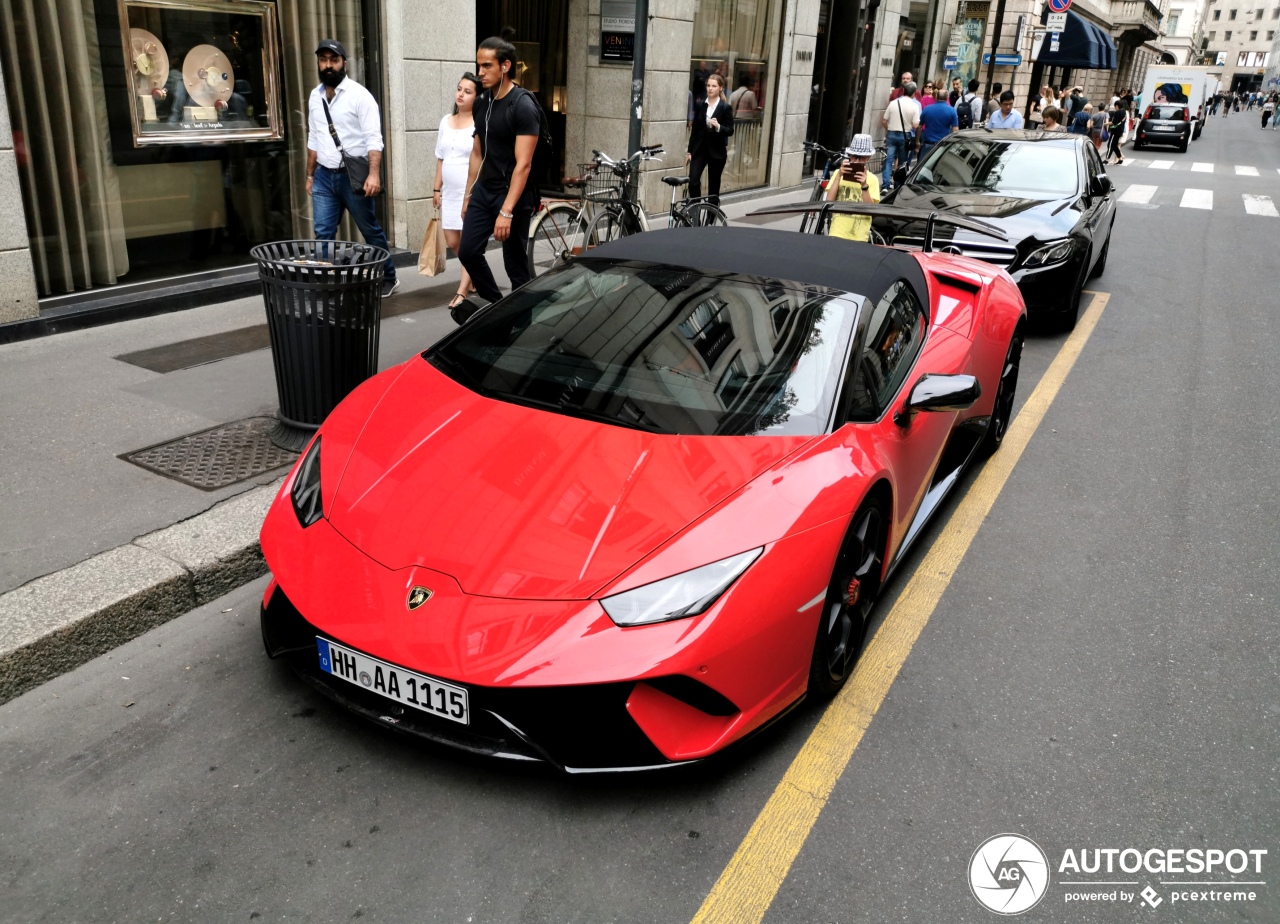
<box><xmin>880</xmin><ymin>130</ymin><xmax>1115</xmax><ymax>330</ymax></box>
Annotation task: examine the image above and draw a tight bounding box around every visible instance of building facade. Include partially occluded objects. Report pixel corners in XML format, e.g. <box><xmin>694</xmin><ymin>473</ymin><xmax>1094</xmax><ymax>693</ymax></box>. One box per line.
<box><xmin>1161</xmin><ymin>0</ymin><xmax>1206</xmax><ymax>64</ymax></box>
<box><xmin>0</xmin><ymin>0</ymin><xmax>829</xmax><ymax>324</ymax></box>
<box><xmin>0</xmin><ymin>0</ymin><xmax>1203</xmax><ymax>328</ymax></box>
<box><xmin>1201</xmin><ymin>0</ymin><xmax>1275</xmax><ymax>90</ymax></box>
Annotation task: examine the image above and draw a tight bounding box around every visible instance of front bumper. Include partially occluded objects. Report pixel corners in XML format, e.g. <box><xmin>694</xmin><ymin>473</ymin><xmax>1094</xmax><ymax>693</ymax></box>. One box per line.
<box><xmin>1009</xmin><ymin>257</ymin><xmax>1081</xmax><ymax>316</ymax></box>
<box><xmin>262</xmin><ymin>582</ymin><xmax>692</xmax><ymax>772</ymax></box>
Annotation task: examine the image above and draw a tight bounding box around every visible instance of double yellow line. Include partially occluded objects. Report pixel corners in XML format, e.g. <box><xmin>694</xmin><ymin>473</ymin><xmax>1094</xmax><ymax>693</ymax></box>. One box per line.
<box><xmin>691</xmin><ymin>292</ymin><xmax>1111</xmax><ymax>924</ymax></box>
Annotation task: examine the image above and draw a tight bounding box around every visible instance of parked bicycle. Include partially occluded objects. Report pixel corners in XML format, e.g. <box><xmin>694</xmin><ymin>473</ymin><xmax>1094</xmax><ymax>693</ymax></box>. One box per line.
<box><xmin>526</xmin><ymin>144</ymin><xmax>727</xmax><ymax>277</ymax></box>
<box><xmin>526</xmin><ymin>159</ymin><xmax>616</xmax><ymax>277</ymax></box>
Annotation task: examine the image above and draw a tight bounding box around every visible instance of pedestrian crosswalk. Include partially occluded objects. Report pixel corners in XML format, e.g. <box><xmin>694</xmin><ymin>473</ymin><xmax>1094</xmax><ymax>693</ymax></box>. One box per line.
<box><xmin>1114</xmin><ymin>159</ymin><xmax>1280</xmax><ymax>175</ymax></box>
<box><xmin>1116</xmin><ymin>184</ymin><xmax>1279</xmax><ymax>214</ymax></box>
<box><xmin>1242</xmin><ymin>193</ymin><xmax>1279</xmax><ymax>216</ymax></box>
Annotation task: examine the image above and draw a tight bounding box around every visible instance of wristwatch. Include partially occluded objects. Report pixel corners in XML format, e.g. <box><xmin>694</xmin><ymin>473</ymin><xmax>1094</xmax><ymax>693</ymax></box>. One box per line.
<box><xmin>860</xmin><ymin>184</ymin><xmax>870</xmax><ymax>190</ymax></box>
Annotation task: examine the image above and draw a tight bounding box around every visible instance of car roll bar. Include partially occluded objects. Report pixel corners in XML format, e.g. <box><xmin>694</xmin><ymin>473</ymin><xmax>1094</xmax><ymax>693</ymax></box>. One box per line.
<box><xmin>745</xmin><ymin>202</ymin><xmax>1009</xmax><ymax>252</ymax></box>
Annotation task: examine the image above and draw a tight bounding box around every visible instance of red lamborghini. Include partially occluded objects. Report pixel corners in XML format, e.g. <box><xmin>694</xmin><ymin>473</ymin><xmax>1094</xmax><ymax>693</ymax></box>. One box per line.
<box><xmin>259</xmin><ymin>224</ymin><xmax>1026</xmax><ymax>772</ymax></box>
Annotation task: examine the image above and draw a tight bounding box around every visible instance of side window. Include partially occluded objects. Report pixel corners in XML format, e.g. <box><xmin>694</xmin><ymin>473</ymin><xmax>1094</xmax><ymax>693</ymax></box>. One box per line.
<box><xmin>1084</xmin><ymin>146</ymin><xmax>1102</xmax><ymax>189</ymax></box>
<box><xmin>846</xmin><ymin>281</ymin><xmax>927</xmax><ymax>421</ymax></box>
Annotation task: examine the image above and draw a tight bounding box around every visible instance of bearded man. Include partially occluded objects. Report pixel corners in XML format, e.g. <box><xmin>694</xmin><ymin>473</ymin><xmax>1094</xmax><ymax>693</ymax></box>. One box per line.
<box><xmin>305</xmin><ymin>38</ymin><xmax>398</xmax><ymax>296</ymax></box>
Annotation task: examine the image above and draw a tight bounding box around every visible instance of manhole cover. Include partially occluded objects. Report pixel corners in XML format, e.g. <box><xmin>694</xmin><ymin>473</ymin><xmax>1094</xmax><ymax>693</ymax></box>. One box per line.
<box><xmin>122</xmin><ymin>417</ymin><xmax>298</xmax><ymax>490</ymax></box>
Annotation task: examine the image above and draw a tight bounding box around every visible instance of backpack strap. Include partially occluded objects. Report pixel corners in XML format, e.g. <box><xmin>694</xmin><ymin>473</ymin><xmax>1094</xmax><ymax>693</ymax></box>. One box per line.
<box><xmin>321</xmin><ymin>93</ymin><xmax>344</xmax><ymax>153</ymax></box>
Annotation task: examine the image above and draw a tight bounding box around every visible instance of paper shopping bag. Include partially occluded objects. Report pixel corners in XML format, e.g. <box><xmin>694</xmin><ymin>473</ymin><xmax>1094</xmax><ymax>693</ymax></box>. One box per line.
<box><xmin>418</xmin><ymin>209</ymin><xmax>446</xmax><ymax>276</ymax></box>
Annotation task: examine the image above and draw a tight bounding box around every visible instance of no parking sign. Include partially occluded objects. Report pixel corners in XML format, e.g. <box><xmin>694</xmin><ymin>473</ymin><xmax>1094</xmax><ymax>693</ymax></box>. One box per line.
<box><xmin>1047</xmin><ymin>0</ymin><xmax>1072</xmax><ymax>12</ymax></box>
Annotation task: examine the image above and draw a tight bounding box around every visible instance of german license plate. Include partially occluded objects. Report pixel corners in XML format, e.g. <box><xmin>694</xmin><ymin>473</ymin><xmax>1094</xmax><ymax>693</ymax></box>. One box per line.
<box><xmin>317</xmin><ymin>637</ymin><xmax>469</xmax><ymax>724</ymax></box>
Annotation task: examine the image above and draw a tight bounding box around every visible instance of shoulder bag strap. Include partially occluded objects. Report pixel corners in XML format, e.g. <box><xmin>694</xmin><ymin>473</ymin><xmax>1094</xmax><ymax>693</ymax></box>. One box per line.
<box><xmin>321</xmin><ymin>96</ymin><xmax>344</xmax><ymax>154</ymax></box>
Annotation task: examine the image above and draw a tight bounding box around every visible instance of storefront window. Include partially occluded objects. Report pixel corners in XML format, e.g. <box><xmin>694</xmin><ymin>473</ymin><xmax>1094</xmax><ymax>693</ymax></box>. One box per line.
<box><xmin>689</xmin><ymin>0</ymin><xmax>783</xmax><ymax>192</ymax></box>
<box><xmin>119</xmin><ymin>0</ymin><xmax>284</xmax><ymax>145</ymax></box>
<box><xmin>0</xmin><ymin>0</ymin><xmax>375</xmax><ymax>297</ymax></box>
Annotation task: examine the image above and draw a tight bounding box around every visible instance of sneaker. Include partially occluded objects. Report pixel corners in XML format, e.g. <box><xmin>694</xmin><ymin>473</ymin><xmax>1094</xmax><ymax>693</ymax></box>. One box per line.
<box><xmin>381</xmin><ymin>278</ymin><xmax>400</xmax><ymax>298</ymax></box>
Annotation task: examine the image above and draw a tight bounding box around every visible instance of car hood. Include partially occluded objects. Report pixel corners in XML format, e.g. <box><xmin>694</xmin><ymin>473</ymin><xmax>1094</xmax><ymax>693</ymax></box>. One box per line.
<box><xmin>884</xmin><ymin>184</ymin><xmax>1081</xmax><ymax>245</ymax></box>
<box><xmin>325</xmin><ymin>358</ymin><xmax>813</xmax><ymax>600</ymax></box>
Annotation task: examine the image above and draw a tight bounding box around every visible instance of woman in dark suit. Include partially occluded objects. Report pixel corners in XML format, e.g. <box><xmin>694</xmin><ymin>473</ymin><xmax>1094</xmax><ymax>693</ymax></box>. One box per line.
<box><xmin>686</xmin><ymin>73</ymin><xmax>734</xmax><ymax>206</ymax></box>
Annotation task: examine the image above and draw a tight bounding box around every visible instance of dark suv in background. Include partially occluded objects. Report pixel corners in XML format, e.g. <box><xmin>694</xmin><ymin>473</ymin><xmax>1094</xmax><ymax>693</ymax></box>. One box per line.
<box><xmin>1135</xmin><ymin>104</ymin><xmax>1193</xmax><ymax>152</ymax></box>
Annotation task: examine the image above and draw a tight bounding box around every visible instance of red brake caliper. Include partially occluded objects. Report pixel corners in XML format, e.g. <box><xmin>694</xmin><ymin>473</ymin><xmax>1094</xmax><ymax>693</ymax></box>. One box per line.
<box><xmin>846</xmin><ymin>576</ymin><xmax>861</xmax><ymax>607</ymax></box>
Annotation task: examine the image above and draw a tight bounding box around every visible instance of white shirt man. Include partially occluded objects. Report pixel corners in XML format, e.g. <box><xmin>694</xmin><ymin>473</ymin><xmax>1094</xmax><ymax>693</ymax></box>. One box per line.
<box><xmin>305</xmin><ymin>39</ymin><xmax>397</xmax><ymax>295</ymax></box>
<box><xmin>883</xmin><ymin>93</ymin><xmax>922</xmax><ymax>132</ymax></box>
<box><xmin>307</xmin><ymin>77</ymin><xmax>384</xmax><ymax>168</ymax></box>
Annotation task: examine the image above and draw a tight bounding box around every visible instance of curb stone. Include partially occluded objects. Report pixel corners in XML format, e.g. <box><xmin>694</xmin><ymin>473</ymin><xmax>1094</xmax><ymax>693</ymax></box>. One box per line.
<box><xmin>0</xmin><ymin>480</ymin><xmax>283</xmax><ymax>704</ymax></box>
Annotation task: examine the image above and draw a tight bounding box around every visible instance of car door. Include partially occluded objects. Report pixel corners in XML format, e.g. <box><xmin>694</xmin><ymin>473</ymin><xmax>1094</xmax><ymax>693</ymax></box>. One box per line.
<box><xmin>844</xmin><ymin>280</ymin><xmax>962</xmax><ymax>557</ymax></box>
<box><xmin>1081</xmin><ymin>145</ymin><xmax>1112</xmax><ymax>269</ymax></box>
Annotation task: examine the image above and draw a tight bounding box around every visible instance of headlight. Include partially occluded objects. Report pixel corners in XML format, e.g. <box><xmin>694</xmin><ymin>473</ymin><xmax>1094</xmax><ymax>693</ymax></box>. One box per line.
<box><xmin>600</xmin><ymin>548</ymin><xmax>763</xmax><ymax>627</ymax></box>
<box><xmin>1023</xmin><ymin>239</ymin><xmax>1074</xmax><ymax>268</ymax></box>
<box><xmin>291</xmin><ymin>436</ymin><xmax>323</xmax><ymax>528</ymax></box>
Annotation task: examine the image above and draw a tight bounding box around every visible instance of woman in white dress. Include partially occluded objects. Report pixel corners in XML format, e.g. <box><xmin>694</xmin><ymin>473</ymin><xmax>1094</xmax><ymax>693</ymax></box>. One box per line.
<box><xmin>434</xmin><ymin>73</ymin><xmax>481</xmax><ymax>309</ymax></box>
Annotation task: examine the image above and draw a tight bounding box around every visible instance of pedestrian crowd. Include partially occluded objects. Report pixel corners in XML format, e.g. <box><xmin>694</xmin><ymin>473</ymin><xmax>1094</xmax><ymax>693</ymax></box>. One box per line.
<box><xmin>300</xmin><ymin>31</ymin><xmax>1247</xmax><ymax>306</ymax></box>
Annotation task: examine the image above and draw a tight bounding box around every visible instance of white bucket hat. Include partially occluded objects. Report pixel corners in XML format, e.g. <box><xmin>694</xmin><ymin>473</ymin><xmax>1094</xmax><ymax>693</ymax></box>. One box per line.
<box><xmin>845</xmin><ymin>133</ymin><xmax>875</xmax><ymax>158</ymax></box>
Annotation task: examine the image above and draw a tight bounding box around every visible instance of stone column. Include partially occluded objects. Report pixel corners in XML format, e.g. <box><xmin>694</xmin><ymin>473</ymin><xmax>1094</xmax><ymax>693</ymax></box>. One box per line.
<box><xmin>0</xmin><ymin>67</ymin><xmax>39</xmax><ymax>324</ymax></box>
<box><xmin>637</xmin><ymin>0</ymin><xmax>697</xmax><ymax>214</ymax></box>
<box><xmin>384</xmin><ymin>0</ymin><xmax>476</xmax><ymax>252</ymax></box>
<box><xmin>772</xmin><ymin>0</ymin><xmax>821</xmax><ymax>189</ymax></box>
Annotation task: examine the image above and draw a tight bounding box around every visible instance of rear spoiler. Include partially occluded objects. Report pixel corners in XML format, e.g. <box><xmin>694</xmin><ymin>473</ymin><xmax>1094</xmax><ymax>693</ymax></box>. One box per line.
<box><xmin>746</xmin><ymin>202</ymin><xmax>1009</xmax><ymax>251</ymax></box>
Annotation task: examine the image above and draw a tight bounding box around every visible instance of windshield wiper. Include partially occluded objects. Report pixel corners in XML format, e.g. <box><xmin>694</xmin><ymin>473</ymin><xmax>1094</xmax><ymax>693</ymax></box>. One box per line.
<box><xmin>503</xmin><ymin>392</ymin><xmax>664</xmax><ymax>433</ymax></box>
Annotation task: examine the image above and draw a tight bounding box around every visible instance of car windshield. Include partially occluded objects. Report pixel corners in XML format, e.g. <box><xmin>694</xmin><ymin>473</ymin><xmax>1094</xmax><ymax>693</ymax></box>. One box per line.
<box><xmin>914</xmin><ymin>139</ymin><xmax>1080</xmax><ymax>198</ymax></box>
<box><xmin>428</xmin><ymin>261</ymin><xmax>861</xmax><ymax>437</ymax></box>
<box><xmin>1146</xmin><ymin>105</ymin><xmax>1186</xmax><ymax>120</ymax></box>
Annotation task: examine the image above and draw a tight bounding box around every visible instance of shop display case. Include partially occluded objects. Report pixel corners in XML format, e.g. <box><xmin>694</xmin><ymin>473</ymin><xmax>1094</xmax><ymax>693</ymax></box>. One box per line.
<box><xmin>117</xmin><ymin>0</ymin><xmax>283</xmax><ymax>145</ymax></box>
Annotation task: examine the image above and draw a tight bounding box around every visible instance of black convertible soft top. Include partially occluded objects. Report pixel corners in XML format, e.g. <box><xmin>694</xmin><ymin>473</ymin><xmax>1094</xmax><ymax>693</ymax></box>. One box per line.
<box><xmin>583</xmin><ymin>226</ymin><xmax>928</xmax><ymax>307</ymax></box>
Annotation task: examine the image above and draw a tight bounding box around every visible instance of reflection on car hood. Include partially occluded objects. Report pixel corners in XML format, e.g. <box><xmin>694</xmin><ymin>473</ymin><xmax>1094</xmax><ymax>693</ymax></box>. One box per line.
<box><xmin>325</xmin><ymin>358</ymin><xmax>813</xmax><ymax>600</ymax></box>
<box><xmin>883</xmin><ymin>184</ymin><xmax>1081</xmax><ymax>245</ymax></box>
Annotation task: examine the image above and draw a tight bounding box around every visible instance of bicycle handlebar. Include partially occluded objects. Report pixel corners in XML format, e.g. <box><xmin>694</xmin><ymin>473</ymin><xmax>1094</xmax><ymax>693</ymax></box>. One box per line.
<box><xmin>803</xmin><ymin>140</ymin><xmax>843</xmax><ymax>159</ymax></box>
<box><xmin>592</xmin><ymin>146</ymin><xmax>666</xmax><ymax>171</ymax></box>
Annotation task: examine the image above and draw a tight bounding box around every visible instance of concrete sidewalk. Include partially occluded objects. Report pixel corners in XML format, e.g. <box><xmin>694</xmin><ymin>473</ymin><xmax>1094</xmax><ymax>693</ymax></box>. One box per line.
<box><xmin>0</xmin><ymin>187</ymin><xmax>805</xmax><ymax>703</ymax></box>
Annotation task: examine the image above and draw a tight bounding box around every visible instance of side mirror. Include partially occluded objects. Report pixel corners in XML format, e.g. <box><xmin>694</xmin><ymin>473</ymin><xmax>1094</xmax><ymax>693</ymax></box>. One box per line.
<box><xmin>894</xmin><ymin>165</ymin><xmax>909</xmax><ymax>186</ymax></box>
<box><xmin>1090</xmin><ymin>174</ymin><xmax>1112</xmax><ymax>197</ymax></box>
<box><xmin>894</xmin><ymin>374</ymin><xmax>981</xmax><ymax>426</ymax></box>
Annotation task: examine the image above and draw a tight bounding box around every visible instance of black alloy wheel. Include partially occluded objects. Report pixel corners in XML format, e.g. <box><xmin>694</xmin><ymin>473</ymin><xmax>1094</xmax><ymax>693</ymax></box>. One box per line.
<box><xmin>979</xmin><ymin>326</ymin><xmax>1024</xmax><ymax>457</ymax></box>
<box><xmin>809</xmin><ymin>496</ymin><xmax>888</xmax><ymax>696</ymax></box>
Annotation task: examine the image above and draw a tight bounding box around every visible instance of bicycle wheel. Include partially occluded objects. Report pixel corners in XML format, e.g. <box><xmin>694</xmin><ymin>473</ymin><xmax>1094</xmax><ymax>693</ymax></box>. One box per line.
<box><xmin>683</xmin><ymin>201</ymin><xmax>728</xmax><ymax>227</ymax></box>
<box><xmin>583</xmin><ymin>209</ymin><xmax>629</xmax><ymax>252</ymax></box>
<box><xmin>527</xmin><ymin>202</ymin><xmax>586</xmax><ymax>276</ymax></box>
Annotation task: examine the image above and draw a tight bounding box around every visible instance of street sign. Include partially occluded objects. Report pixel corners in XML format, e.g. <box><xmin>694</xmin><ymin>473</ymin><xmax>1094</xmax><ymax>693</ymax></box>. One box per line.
<box><xmin>982</xmin><ymin>53</ymin><xmax>1024</xmax><ymax>65</ymax></box>
<box><xmin>1046</xmin><ymin>11</ymin><xmax>1067</xmax><ymax>29</ymax></box>
<box><xmin>944</xmin><ymin>55</ymin><xmax>959</xmax><ymax>69</ymax></box>
<box><xmin>1047</xmin><ymin>0</ymin><xmax>1071</xmax><ymax>12</ymax></box>
<box><xmin>1050</xmin><ymin>37</ymin><xmax>1061</xmax><ymax>51</ymax></box>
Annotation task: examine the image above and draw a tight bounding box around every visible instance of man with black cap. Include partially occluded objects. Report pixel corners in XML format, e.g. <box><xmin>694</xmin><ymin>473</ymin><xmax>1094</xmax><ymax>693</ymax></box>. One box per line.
<box><xmin>306</xmin><ymin>39</ymin><xmax>398</xmax><ymax>296</ymax></box>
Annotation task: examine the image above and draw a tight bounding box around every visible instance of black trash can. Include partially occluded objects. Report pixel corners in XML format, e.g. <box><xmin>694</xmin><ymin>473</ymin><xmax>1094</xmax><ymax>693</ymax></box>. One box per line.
<box><xmin>251</xmin><ymin>240</ymin><xmax>389</xmax><ymax>451</ymax></box>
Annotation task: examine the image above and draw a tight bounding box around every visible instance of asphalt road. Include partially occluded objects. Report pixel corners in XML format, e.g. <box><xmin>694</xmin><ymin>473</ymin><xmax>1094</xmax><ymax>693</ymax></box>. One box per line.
<box><xmin>3</xmin><ymin>115</ymin><xmax>1278</xmax><ymax>924</ymax></box>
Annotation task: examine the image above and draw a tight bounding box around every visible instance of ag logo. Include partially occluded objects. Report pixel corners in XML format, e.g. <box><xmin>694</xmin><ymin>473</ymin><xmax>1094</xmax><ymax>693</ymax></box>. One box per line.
<box><xmin>969</xmin><ymin>834</ymin><xmax>1050</xmax><ymax>915</ymax></box>
<box><xmin>406</xmin><ymin>586</ymin><xmax>433</xmax><ymax>610</ymax></box>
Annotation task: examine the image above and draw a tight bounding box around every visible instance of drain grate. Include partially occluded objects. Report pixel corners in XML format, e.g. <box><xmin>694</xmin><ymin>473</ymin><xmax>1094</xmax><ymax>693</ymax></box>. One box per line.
<box><xmin>122</xmin><ymin>417</ymin><xmax>298</xmax><ymax>490</ymax></box>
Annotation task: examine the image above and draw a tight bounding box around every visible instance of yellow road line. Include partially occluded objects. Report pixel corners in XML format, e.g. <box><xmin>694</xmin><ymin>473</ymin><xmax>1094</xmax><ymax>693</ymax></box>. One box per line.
<box><xmin>691</xmin><ymin>293</ymin><xmax>1111</xmax><ymax>924</ymax></box>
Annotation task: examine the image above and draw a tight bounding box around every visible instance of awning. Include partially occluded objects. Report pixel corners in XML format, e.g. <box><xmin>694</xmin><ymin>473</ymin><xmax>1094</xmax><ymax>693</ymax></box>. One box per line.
<box><xmin>1036</xmin><ymin>9</ymin><xmax>1118</xmax><ymax>70</ymax></box>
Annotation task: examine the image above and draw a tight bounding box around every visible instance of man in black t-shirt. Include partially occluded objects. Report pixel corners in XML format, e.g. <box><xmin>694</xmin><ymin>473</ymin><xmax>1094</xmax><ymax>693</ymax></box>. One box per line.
<box><xmin>458</xmin><ymin>36</ymin><xmax>541</xmax><ymax>304</ymax></box>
